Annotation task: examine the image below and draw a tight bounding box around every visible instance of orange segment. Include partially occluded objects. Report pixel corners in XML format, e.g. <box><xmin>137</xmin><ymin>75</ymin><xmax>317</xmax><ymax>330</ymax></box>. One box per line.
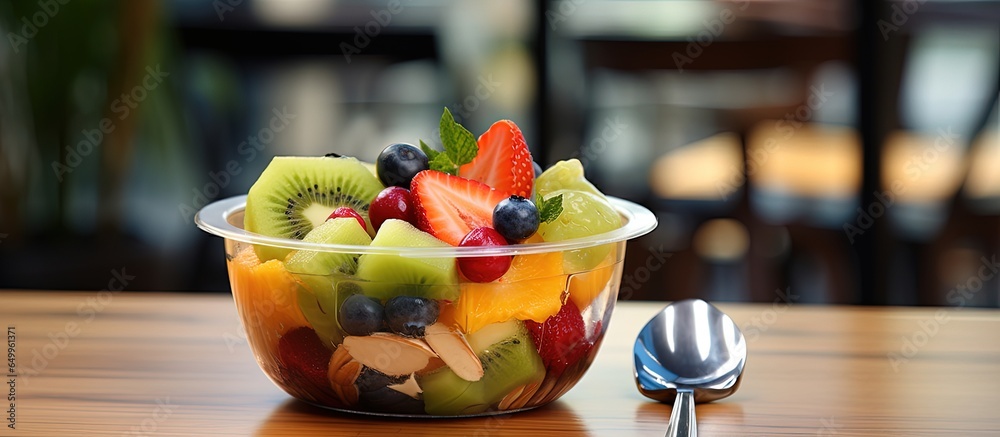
<box><xmin>455</xmin><ymin>250</ymin><xmax>568</xmax><ymax>334</ymax></box>
<box><xmin>228</xmin><ymin>246</ymin><xmax>309</xmax><ymax>360</ymax></box>
<box><xmin>567</xmin><ymin>247</ymin><xmax>618</xmax><ymax>310</ymax></box>
<box><xmin>436</xmin><ymin>300</ymin><xmax>459</xmax><ymax>329</ymax></box>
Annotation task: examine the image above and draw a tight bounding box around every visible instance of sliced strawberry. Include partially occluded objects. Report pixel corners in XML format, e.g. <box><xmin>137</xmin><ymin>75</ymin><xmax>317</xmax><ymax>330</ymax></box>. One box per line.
<box><xmin>411</xmin><ymin>170</ymin><xmax>507</xmax><ymax>246</ymax></box>
<box><xmin>524</xmin><ymin>300</ymin><xmax>593</xmax><ymax>378</ymax></box>
<box><xmin>277</xmin><ymin>327</ymin><xmax>339</xmax><ymax>404</ymax></box>
<box><xmin>459</xmin><ymin>120</ymin><xmax>533</xmax><ymax>198</ymax></box>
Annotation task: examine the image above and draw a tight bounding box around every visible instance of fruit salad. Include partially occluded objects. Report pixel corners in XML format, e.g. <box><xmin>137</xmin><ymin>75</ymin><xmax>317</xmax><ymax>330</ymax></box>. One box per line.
<box><xmin>221</xmin><ymin>109</ymin><xmax>639</xmax><ymax>416</ymax></box>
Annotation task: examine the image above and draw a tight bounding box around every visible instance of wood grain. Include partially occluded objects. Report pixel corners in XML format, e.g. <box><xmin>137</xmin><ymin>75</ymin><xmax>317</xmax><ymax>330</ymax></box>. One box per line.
<box><xmin>2</xmin><ymin>291</ymin><xmax>999</xmax><ymax>436</ymax></box>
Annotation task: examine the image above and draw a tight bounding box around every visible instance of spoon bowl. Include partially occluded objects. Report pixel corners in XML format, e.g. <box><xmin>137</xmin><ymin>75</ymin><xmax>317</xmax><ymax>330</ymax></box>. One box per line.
<box><xmin>633</xmin><ymin>299</ymin><xmax>747</xmax><ymax>436</ymax></box>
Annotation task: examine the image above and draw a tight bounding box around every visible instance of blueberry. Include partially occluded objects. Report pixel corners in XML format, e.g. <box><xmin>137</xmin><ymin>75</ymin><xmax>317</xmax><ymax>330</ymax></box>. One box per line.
<box><xmin>532</xmin><ymin>161</ymin><xmax>543</xmax><ymax>178</ymax></box>
<box><xmin>359</xmin><ymin>386</ymin><xmax>425</xmax><ymax>414</ymax></box>
<box><xmin>383</xmin><ymin>296</ymin><xmax>439</xmax><ymax>337</ymax></box>
<box><xmin>356</xmin><ymin>367</ymin><xmax>405</xmax><ymax>392</ymax></box>
<box><xmin>376</xmin><ymin>143</ymin><xmax>429</xmax><ymax>188</ymax></box>
<box><xmin>492</xmin><ymin>195</ymin><xmax>540</xmax><ymax>242</ymax></box>
<box><xmin>338</xmin><ymin>294</ymin><xmax>384</xmax><ymax>336</ymax></box>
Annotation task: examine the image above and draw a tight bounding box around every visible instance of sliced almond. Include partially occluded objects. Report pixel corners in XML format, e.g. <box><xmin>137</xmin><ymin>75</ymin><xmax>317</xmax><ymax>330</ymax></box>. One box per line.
<box><xmin>498</xmin><ymin>384</ymin><xmax>526</xmax><ymax>410</ymax></box>
<box><xmin>503</xmin><ymin>379</ymin><xmax>542</xmax><ymax>411</ymax></box>
<box><xmin>423</xmin><ymin>323</ymin><xmax>484</xmax><ymax>382</ymax></box>
<box><xmin>328</xmin><ymin>346</ymin><xmax>361</xmax><ymax>386</ymax></box>
<box><xmin>328</xmin><ymin>346</ymin><xmax>361</xmax><ymax>406</ymax></box>
<box><xmin>343</xmin><ymin>333</ymin><xmax>438</xmax><ymax>376</ymax></box>
<box><xmin>527</xmin><ymin>374</ymin><xmax>559</xmax><ymax>406</ymax></box>
<box><xmin>419</xmin><ymin>356</ymin><xmax>447</xmax><ymax>375</ymax></box>
<box><xmin>387</xmin><ymin>373</ymin><xmax>422</xmax><ymax>399</ymax></box>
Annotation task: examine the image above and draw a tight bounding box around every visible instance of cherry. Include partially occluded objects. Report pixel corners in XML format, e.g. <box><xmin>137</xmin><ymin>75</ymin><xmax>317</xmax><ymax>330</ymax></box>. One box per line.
<box><xmin>457</xmin><ymin>227</ymin><xmax>512</xmax><ymax>283</ymax></box>
<box><xmin>369</xmin><ymin>186</ymin><xmax>415</xmax><ymax>232</ymax></box>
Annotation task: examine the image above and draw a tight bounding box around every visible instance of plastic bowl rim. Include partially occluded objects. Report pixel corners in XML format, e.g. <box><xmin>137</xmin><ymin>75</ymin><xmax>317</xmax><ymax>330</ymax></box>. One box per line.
<box><xmin>195</xmin><ymin>195</ymin><xmax>657</xmax><ymax>258</ymax></box>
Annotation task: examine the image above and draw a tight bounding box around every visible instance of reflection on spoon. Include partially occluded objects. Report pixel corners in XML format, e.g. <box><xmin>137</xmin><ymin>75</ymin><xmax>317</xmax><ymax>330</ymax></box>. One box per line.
<box><xmin>633</xmin><ymin>299</ymin><xmax>747</xmax><ymax>437</ymax></box>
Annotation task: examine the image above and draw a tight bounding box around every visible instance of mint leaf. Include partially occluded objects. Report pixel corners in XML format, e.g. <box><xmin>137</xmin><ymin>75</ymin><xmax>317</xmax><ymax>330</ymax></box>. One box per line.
<box><xmin>419</xmin><ymin>140</ymin><xmax>440</xmax><ymax>161</ymax></box>
<box><xmin>427</xmin><ymin>152</ymin><xmax>455</xmax><ymax>174</ymax></box>
<box><xmin>427</xmin><ymin>108</ymin><xmax>478</xmax><ymax>175</ymax></box>
<box><xmin>537</xmin><ymin>194</ymin><xmax>563</xmax><ymax>223</ymax></box>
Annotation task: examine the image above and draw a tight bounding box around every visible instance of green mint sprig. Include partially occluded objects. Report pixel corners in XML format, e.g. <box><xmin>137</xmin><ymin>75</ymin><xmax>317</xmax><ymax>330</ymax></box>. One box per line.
<box><xmin>537</xmin><ymin>194</ymin><xmax>563</xmax><ymax>223</ymax></box>
<box><xmin>420</xmin><ymin>108</ymin><xmax>478</xmax><ymax>175</ymax></box>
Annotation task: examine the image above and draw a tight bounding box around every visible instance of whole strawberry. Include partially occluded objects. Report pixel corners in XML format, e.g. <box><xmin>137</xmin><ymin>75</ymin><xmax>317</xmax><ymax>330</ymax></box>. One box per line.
<box><xmin>524</xmin><ymin>300</ymin><xmax>593</xmax><ymax>377</ymax></box>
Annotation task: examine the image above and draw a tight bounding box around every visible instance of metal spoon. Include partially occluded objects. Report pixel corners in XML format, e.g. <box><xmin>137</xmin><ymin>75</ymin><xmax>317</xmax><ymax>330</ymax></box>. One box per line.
<box><xmin>633</xmin><ymin>299</ymin><xmax>747</xmax><ymax>437</ymax></box>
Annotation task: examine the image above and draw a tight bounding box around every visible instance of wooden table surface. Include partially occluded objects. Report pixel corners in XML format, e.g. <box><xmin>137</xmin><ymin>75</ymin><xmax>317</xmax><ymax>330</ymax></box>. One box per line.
<box><xmin>3</xmin><ymin>291</ymin><xmax>999</xmax><ymax>436</ymax></box>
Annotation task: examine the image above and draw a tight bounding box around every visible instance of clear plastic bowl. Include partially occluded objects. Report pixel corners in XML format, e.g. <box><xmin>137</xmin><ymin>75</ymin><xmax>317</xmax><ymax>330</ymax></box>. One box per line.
<box><xmin>196</xmin><ymin>195</ymin><xmax>656</xmax><ymax>417</ymax></box>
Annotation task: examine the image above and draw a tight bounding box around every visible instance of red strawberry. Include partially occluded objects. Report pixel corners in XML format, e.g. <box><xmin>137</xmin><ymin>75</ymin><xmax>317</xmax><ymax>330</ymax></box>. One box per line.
<box><xmin>459</xmin><ymin>120</ymin><xmax>533</xmax><ymax>198</ymax></box>
<box><xmin>411</xmin><ymin>170</ymin><xmax>507</xmax><ymax>246</ymax></box>
<box><xmin>277</xmin><ymin>327</ymin><xmax>336</xmax><ymax>403</ymax></box>
<box><xmin>524</xmin><ymin>300</ymin><xmax>594</xmax><ymax>377</ymax></box>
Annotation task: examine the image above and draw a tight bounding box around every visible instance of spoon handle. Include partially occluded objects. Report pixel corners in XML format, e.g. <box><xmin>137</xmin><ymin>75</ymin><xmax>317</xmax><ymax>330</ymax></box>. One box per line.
<box><xmin>665</xmin><ymin>389</ymin><xmax>696</xmax><ymax>437</ymax></box>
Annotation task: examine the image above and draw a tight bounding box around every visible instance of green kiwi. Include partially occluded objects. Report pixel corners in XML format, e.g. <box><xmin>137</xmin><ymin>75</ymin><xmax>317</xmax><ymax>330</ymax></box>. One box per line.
<box><xmin>354</xmin><ymin>219</ymin><xmax>459</xmax><ymax>302</ymax></box>
<box><xmin>296</xmin><ymin>279</ymin><xmax>361</xmax><ymax>348</ymax></box>
<box><xmin>286</xmin><ymin>218</ymin><xmax>373</xmax><ymax>348</ymax></box>
<box><xmin>285</xmin><ymin>218</ymin><xmax>373</xmax><ymax>276</ymax></box>
<box><xmin>244</xmin><ymin>156</ymin><xmax>383</xmax><ymax>261</ymax></box>
<box><xmin>420</xmin><ymin>320</ymin><xmax>544</xmax><ymax>415</ymax></box>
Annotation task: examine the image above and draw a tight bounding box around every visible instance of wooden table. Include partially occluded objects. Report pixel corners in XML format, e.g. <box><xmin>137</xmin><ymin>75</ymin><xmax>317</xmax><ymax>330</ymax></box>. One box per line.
<box><xmin>3</xmin><ymin>291</ymin><xmax>999</xmax><ymax>436</ymax></box>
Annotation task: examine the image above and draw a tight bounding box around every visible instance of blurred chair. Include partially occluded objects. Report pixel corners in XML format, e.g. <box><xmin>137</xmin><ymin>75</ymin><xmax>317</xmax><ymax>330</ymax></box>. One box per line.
<box><xmin>559</xmin><ymin>1</ymin><xmax>857</xmax><ymax>302</ymax></box>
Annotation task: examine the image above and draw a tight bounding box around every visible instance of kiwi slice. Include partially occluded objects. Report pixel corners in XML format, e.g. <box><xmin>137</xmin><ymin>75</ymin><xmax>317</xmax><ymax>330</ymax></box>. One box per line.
<box><xmin>297</xmin><ymin>279</ymin><xmax>367</xmax><ymax>348</ymax></box>
<box><xmin>244</xmin><ymin>156</ymin><xmax>383</xmax><ymax>261</ymax></box>
<box><xmin>287</xmin><ymin>218</ymin><xmax>373</xmax><ymax>348</ymax></box>
<box><xmin>354</xmin><ymin>219</ymin><xmax>459</xmax><ymax>302</ymax></box>
<box><xmin>420</xmin><ymin>320</ymin><xmax>544</xmax><ymax>415</ymax></box>
<box><xmin>285</xmin><ymin>218</ymin><xmax>373</xmax><ymax>276</ymax></box>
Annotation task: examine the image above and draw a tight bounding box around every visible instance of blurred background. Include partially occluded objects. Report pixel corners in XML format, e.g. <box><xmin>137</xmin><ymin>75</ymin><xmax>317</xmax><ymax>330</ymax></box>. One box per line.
<box><xmin>0</xmin><ymin>0</ymin><xmax>997</xmax><ymax>306</ymax></box>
